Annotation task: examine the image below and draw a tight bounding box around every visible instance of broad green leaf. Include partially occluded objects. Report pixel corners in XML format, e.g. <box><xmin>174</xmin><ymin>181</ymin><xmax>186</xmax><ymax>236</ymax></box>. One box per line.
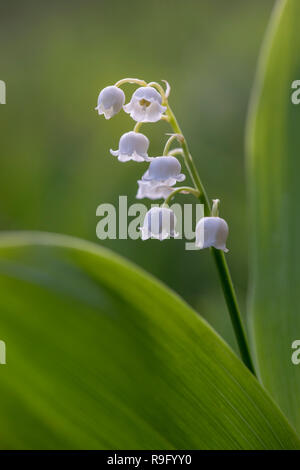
<box><xmin>0</xmin><ymin>232</ymin><xmax>298</xmax><ymax>449</ymax></box>
<box><xmin>247</xmin><ymin>0</ymin><xmax>300</xmax><ymax>434</ymax></box>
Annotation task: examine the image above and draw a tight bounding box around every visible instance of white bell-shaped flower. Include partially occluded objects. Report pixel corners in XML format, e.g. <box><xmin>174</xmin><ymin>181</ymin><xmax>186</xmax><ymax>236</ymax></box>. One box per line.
<box><xmin>95</xmin><ymin>86</ymin><xmax>125</xmax><ymax>119</ymax></box>
<box><xmin>136</xmin><ymin>156</ymin><xmax>185</xmax><ymax>200</ymax></box>
<box><xmin>136</xmin><ymin>181</ymin><xmax>173</xmax><ymax>200</ymax></box>
<box><xmin>110</xmin><ymin>131</ymin><xmax>151</xmax><ymax>162</ymax></box>
<box><xmin>123</xmin><ymin>86</ymin><xmax>167</xmax><ymax>122</ymax></box>
<box><xmin>195</xmin><ymin>217</ymin><xmax>229</xmax><ymax>252</ymax></box>
<box><xmin>140</xmin><ymin>207</ymin><xmax>178</xmax><ymax>240</ymax></box>
<box><xmin>142</xmin><ymin>156</ymin><xmax>185</xmax><ymax>185</ymax></box>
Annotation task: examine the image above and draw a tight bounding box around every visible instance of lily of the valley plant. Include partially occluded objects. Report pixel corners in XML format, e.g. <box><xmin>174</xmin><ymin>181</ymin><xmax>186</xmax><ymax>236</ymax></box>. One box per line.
<box><xmin>95</xmin><ymin>78</ymin><xmax>255</xmax><ymax>375</ymax></box>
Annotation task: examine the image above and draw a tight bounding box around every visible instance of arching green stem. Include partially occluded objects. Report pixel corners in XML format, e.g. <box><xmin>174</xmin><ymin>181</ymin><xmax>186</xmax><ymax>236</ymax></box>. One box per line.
<box><xmin>147</xmin><ymin>81</ymin><xmax>168</xmax><ymax>104</ymax></box>
<box><xmin>163</xmin><ymin>186</ymin><xmax>200</xmax><ymax>206</ymax></box>
<box><xmin>114</xmin><ymin>78</ymin><xmax>147</xmax><ymax>88</ymax></box>
<box><xmin>165</xmin><ymin>103</ymin><xmax>256</xmax><ymax>376</ymax></box>
<box><xmin>134</xmin><ymin>122</ymin><xmax>143</xmax><ymax>133</ymax></box>
<box><xmin>163</xmin><ymin>134</ymin><xmax>183</xmax><ymax>156</ymax></box>
<box><xmin>168</xmin><ymin>148</ymin><xmax>184</xmax><ymax>158</ymax></box>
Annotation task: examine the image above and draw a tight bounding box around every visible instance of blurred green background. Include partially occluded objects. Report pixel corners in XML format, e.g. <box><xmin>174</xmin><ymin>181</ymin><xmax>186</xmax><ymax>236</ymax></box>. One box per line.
<box><xmin>0</xmin><ymin>0</ymin><xmax>274</xmax><ymax>351</ymax></box>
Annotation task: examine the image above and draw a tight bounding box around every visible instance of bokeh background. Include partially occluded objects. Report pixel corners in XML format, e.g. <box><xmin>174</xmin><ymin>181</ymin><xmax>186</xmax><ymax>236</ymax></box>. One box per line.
<box><xmin>0</xmin><ymin>0</ymin><xmax>274</xmax><ymax>351</ymax></box>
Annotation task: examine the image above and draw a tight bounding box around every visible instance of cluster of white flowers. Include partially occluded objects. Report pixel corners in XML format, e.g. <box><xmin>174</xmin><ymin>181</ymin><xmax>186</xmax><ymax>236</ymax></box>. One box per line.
<box><xmin>95</xmin><ymin>80</ymin><xmax>229</xmax><ymax>251</ymax></box>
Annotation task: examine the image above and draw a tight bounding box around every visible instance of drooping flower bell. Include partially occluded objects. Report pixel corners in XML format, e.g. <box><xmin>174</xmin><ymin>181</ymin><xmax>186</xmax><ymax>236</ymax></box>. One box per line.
<box><xmin>123</xmin><ymin>86</ymin><xmax>167</xmax><ymax>122</ymax></box>
<box><xmin>136</xmin><ymin>181</ymin><xmax>173</xmax><ymax>200</ymax></box>
<box><xmin>143</xmin><ymin>156</ymin><xmax>185</xmax><ymax>184</ymax></box>
<box><xmin>136</xmin><ymin>156</ymin><xmax>185</xmax><ymax>199</ymax></box>
<box><xmin>110</xmin><ymin>131</ymin><xmax>152</xmax><ymax>162</ymax></box>
<box><xmin>195</xmin><ymin>217</ymin><xmax>229</xmax><ymax>252</ymax></box>
<box><xmin>140</xmin><ymin>207</ymin><xmax>178</xmax><ymax>240</ymax></box>
<box><xmin>95</xmin><ymin>86</ymin><xmax>125</xmax><ymax>119</ymax></box>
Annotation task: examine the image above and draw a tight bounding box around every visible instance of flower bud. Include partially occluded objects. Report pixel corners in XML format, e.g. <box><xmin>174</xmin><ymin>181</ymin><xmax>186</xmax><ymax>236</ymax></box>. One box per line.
<box><xmin>110</xmin><ymin>131</ymin><xmax>151</xmax><ymax>162</ymax></box>
<box><xmin>123</xmin><ymin>86</ymin><xmax>166</xmax><ymax>122</ymax></box>
<box><xmin>95</xmin><ymin>86</ymin><xmax>125</xmax><ymax>119</ymax></box>
<box><xmin>140</xmin><ymin>207</ymin><xmax>178</xmax><ymax>240</ymax></box>
<box><xmin>195</xmin><ymin>217</ymin><xmax>229</xmax><ymax>252</ymax></box>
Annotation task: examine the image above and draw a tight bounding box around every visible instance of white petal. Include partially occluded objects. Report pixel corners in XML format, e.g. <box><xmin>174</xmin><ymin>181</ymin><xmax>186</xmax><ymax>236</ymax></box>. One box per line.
<box><xmin>176</xmin><ymin>173</ymin><xmax>186</xmax><ymax>182</ymax></box>
<box><xmin>136</xmin><ymin>180</ymin><xmax>173</xmax><ymax>200</ymax></box>
<box><xmin>131</xmin><ymin>151</ymin><xmax>152</xmax><ymax>162</ymax></box>
<box><xmin>123</xmin><ymin>102</ymin><xmax>134</xmax><ymax>113</ymax></box>
<box><xmin>144</xmin><ymin>101</ymin><xmax>167</xmax><ymax>122</ymax></box>
<box><xmin>132</xmin><ymin>86</ymin><xmax>163</xmax><ymax>104</ymax></box>
<box><xmin>117</xmin><ymin>154</ymin><xmax>133</xmax><ymax>162</ymax></box>
<box><xmin>118</xmin><ymin>152</ymin><xmax>144</xmax><ymax>162</ymax></box>
<box><xmin>95</xmin><ymin>103</ymin><xmax>105</xmax><ymax>115</ymax></box>
<box><xmin>103</xmin><ymin>107</ymin><xmax>114</xmax><ymax>119</ymax></box>
<box><xmin>161</xmin><ymin>177</ymin><xmax>178</xmax><ymax>186</ymax></box>
<box><xmin>124</xmin><ymin>101</ymin><xmax>147</xmax><ymax>122</ymax></box>
<box><xmin>140</xmin><ymin>226</ymin><xmax>151</xmax><ymax>240</ymax></box>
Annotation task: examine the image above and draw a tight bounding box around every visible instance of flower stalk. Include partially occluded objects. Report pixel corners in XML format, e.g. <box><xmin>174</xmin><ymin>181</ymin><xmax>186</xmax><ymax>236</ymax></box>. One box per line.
<box><xmin>163</xmin><ymin>134</ymin><xmax>183</xmax><ymax>156</ymax></box>
<box><xmin>165</xmin><ymin>103</ymin><xmax>256</xmax><ymax>375</ymax></box>
<box><xmin>163</xmin><ymin>186</ymin><xmax>200</xmax><ymax>206</ymax></box>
